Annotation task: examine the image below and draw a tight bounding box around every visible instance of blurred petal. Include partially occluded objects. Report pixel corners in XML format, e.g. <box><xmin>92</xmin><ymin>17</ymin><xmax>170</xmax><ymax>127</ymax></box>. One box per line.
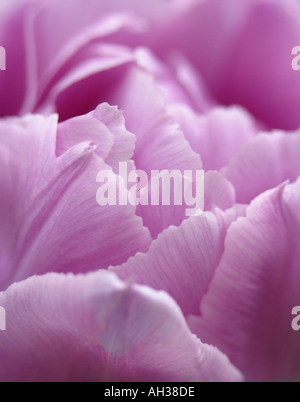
<box><xmin>133</xmin><ymin>47</ymin><xmax>200</xmax><ymax>110</ymax></box>
<box><xmin>189</xmin><ymin>181</ymin><xmax>300</xmax><ymax>382</ymax></box>
<box><xmin>0</xmin><ymin>0</ymin><xmax>184</xmax><ymax>116</ymax></box>
<box><xmin>39</xmin><ymin>44</ymin><xmax>135</xmax><ymax>119</ymax></box>
<box><xmin>46</xmin><ymin>50</ymin><xmax>203</xmax><ymax>172</ymax></box>
<box><xmin>0</xmin><ymin>2</ymin><xmax>28</xmax><ymax>116</ymax></box>
<box><xmin>158</xmin><ymin>0</ymin><xmax>300</xmax><ymax>130</ymax></box>
<box><xmin>108</xmin><ymin>66</ymin><xmax>202</xmax><ymax>173</ymax></box>
<box><xmin>170</xmin><ymin>104</ymin><xmax>257</xmax><ymax>171</ymax></box>
<box><xmin>167</xmin><ymin>52</ymin><xmax>216</xmax><ymax>113</ymax></box>
<box><xmin>223</xmin><ymin>131</ymin><xmax>300</xmax><ymax>204</ymax></box>
<box><xmin>0</xmin><ymin>114</ymin><xmax>150</xmax><ymax>290</ymax></box>
<box><xmin>105</xmin><ymin>65</ymin><xmax>203</xmax><ymax>237</ymax></box>
<box><xmin>0</xmin><ymin>271</ymin><xmax>242</xmax><ymax>382</ymax></box>
<box><xmin>31</xmin><ymin>0</ymin><xmax>189</xmax><ymax>96</ymax></box>
<box><xmin>113</xmin><ymin>206</ymin><xmax>245</xmax><ymax>316</ymax></box>
<box><xmin>23</xmin><ymin>0</ymin><xmax>147</xmax><ymax>111</ymax></box>
<box><xmin>40</xmin><ymin>51</ymin><xmax>206</xmax><ymax>239</ymax></box>
<box><xmin>204</xmin><ymin>171</ymin><xmax>236</xmax><ymax>211</ymax></box>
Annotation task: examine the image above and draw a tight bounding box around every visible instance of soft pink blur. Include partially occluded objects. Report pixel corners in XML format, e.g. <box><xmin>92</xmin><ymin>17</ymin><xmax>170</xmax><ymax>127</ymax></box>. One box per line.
<box><xmin>0</xmin><ymin>0</ymin><xmax>300</xmax><ymax>382</ymax></box>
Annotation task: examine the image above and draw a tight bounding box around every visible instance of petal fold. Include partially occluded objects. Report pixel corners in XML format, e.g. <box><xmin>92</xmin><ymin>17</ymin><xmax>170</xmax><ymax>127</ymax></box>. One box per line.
<box><xmin>189</xmin><ymin>181</ymin><xmax>300</xmax><ymax>382</ymax></box>
<box><xmin>0</xmin><ymin>271</ymin><xmax>242</xmax><ymax>382</ymax></box>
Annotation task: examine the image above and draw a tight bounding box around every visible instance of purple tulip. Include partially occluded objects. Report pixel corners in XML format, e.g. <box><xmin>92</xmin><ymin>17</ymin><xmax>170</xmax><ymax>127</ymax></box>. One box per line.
<box><xmin>0</xmin><ymin>0</ymin><xmax>300</xmax><ymax>382</ymax></box>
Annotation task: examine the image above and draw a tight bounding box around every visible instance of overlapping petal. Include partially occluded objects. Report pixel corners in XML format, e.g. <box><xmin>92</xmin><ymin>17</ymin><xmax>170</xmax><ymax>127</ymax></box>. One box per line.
<box><xmin>223</xmin><ymin>131</ymin><xmax>300</xmax><ymax>204</ymax></box>
<box><xmin>39</xmin><ymin>44</ymin><xmax>135</xmax><ymax>119</ymax></box>
<box><xmin>0</xmin><ymin>113</ymin><xmax>151</xmax><ymax>290</ymax></box>
<box><xmin>170</xmin><ymin>104</ymin><xmax>257</xmax><ymax>171</ymax></box>
<box><xmin>57</xmin><ymin>102</ymin><xmax>136</xmax><ymax>171</ymax></box>
<box><xmin>189</xmin><ymin>181</ymin><xmax>300</xmax><ymax>382</ymax></box>
<box><xmin>135</xmin><ymin>171</ymin><xmax>236</xmax><ymax>239</ymax></box>
<box><xmin>157</xmin><ymin>0</ymin><xmax>300</xmax><ymax>130</ymax></box>
<box><xmin>0</xmin><ymin>271</ymin><xmax>243</xmax><ymax>382</ymax></box>
<box><xmin>113</xmin><ymin>205</ymin><xmax>245</xmax><ymax>316</ymax></box>
<box><xmin>0</xmin><ymin>0</ymin><xmax>299</xmax><ymax>383</ymax></box>
<box><xmin>106</xmin><ymin>65</ymin><xmax>204</xmax><ymax>237</ymax></box>
<box><xmin>0</xmin><ymin>0</ymin><xmax>184</xmax><ymax>117</ymax></box>
<box><xmin>0</xmin><ymin>1</ymin><xmax>28</xmax><ymax>116</ymax></box>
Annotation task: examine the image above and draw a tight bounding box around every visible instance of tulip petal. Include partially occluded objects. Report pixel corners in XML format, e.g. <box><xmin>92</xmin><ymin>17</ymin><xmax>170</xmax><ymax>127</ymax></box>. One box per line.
<box><xmin>108</xmin><ymin>66</ymin><xmax>202</xmax><ymax>173</ymax></box>
<box><xmin>189</xmin><ymin>181</ymin><xmax>300</xmax><ymax>382</ymax></box>
<box><xmin>136</xmin><ymin>170</ymin><xmax>235</xmax><ymax>239</ymax></box>
<box><xmin>57</xmin><ymin>102</ymin><xmax>136</xmax><ymax>171</ymax></box>
<box><xmin>0</xmin><ymin>114</ymin><xmax>150</xmax><ymax>290</ymax></box>
<box><xmin>27</xmin><ymin>0</ymin><xmax>146</xmax><ymax>109</ymax></box>
<box><xmin>39</xmin><ymin>43</ymin><xmax>135</xmax><ymax>119</ymax></box>
<box><xmin>0</xmin><ymin>271</ymin><xmax>242</xmax><ymax>382</ymax></box>
<box><xmin>113</xmin><ymin>206</ymin><xmax>245</xmax><ymax>316</ymax></box>
<box><xmin>170</xmin><ymin>104</ymin><xmax>257</xmax><ymax>171</ymax></box>
<box><xmin>158</xmin><ymin>0</ymin><xmax>300</xmax><ymax>130</ymax></box>
<box><xmin>105</xmin><ymin>65</ymin><xmax>203</xmax><ymax>237</ymax></box>
<box><xmin>204</xmin><ymin>171</ymin><xmax>236</xmax><ymax>211</ymax></box>
<box><xmin>0</xmin><ymin>2</ymin><xmax>28</xmax><ymax>116</ymax></box>
<box><xmin>223</xmin><ymin>131</ymin><xmax>300</xmax><ymax>204</ymax></box>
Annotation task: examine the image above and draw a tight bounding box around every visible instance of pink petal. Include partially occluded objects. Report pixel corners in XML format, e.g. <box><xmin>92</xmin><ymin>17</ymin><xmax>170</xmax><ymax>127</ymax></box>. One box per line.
<box><xmin>157</xmin><ymin>0</ymin><xmax>300</xmax><ymax>130</ymax></box>
<box><xmin>136</xmin><ymin>171</ymin><xmax>235</xmax><ymax>239</ymax></box>
<box><xmin>1</xmin><ymin>0</ymin><xmax>182</xmax><ymax>115</ymax></box>
<box><xmin>189</xmin><ymin>181</ymin><xmax>300</xmax><ymax>382</ymax></box>
<box><xmin>57</xmin><ymin>102</ymin><xmax>136</xmax><ymax>172</ymax></box>
<box><xmin>170</xmin><ymin>104</ymin><xmax>257</xmax><ymax>171</ymax></box>
<box><xmin>56</xmin><ymin>105</ymin><xmax>114</xmax><ymax>159</ymax></box>
<box><xmin>38</xmin><ymin>44</ymin><xmax>135</xmax><ymax>119</ymax></box>
<box><xmin>40</xmin><ymin>45</ymin><xmax>205</xmax><ymax>126</ymax></box>
<box><xmin>0</xmin><ymin>114</ymin><xmax>150</xmax><ymax>290</ymax></box>
<box><xmin>204</xmin><ymin>171</ymin><xmax>236</xmax><ymax>211</ymax></box>
<box><xmin>133</xmin><ymin>47</ymin><xmax>199</xmax><ymax>110</ymax></box>
<box><xmin>0</xmin><ymin>271</ymin><xmax>243</xmax><ymax>382</ymax></box>
<box><xmin>113</xmin><ymin>206</ymin><xmax>245</xmax><ymax>316</ymax></box>
<box><xmin>25</xmin><ymin>0</ymin><xmax>145</xmax><ymax>110</ymax></box>
<box><xmin>0</xmin><ymin>2</ymin><xmax>28</xmax><ymax>116</ymax></box>
<box><xmin>43</xmin><ymin>49</ymin><xmax>203</xmax><ymax>172</ymax></box>
<box><xmin>106</xmin><ymin>65</ymin><xmax>203</xmax><ymax>237</ymax></box>
<box><xmin>167</xmin><ymin>52</ymin><xmax>216</xmax><ymax>113</ymax></box>
<box><xmin>40</xmin><ymin>51</ymin><xmax>207</xmax><ymax>238</ymax></box>
<box><xmin>108</xmin><ymin>66</ymin><xmax>202</xmax><ymax>173</ymax></box>
<box><xmin>223</xmin><ymin>131</ymin><xmax>300</xmax><ymax>204</ymax></box>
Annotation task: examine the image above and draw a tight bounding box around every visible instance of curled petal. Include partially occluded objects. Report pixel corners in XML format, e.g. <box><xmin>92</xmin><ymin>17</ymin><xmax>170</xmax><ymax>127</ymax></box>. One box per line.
<box><xmin>0</xmin><ymin>114</ymin><xmax>150</xmax><ymax>290</ymax></box>
<box><xmin>223</xmin><ymin>131</ymin><xmax>300</xmax><ymax>204</ymax></box>
<box><xmin>57</xmin><ymin>102</ymin><xmax>136</xmax><ymax>171</ymax></box>
<box><xmin>0</xmin><ymin>271</ymin><xmax>242</xmax><ymax>382</ymax></box>
<box><xmin>189</xmin><ymin>181</ymin><xmax>300</xmax><ymax>382</ymax></box>
<box><xmin>170</xmin><ymin>104</ymin><xmax>257</xmax><ymax>171</ymax></box>
<box><xmin>157</xmin><ymin>0</ymin><xmax>300</xmax><ymax>130</ymax></box>
<box><xmin>113</xmin><ymin>206</ymin><xmax>245</xmax><ymax>316</ymax></box>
